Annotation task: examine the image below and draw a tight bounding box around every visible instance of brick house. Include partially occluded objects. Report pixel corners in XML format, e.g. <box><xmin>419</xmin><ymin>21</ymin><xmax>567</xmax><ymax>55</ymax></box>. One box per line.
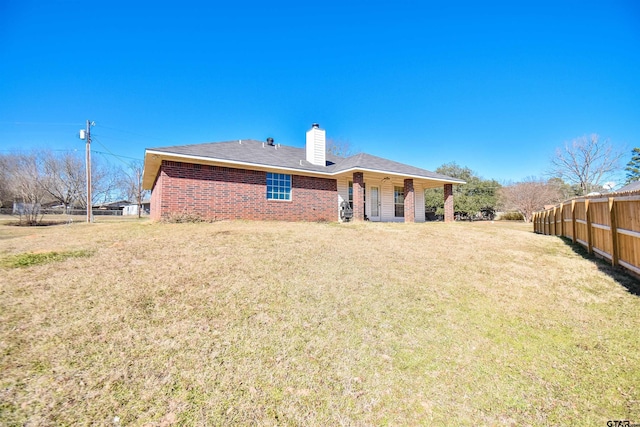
<box><xmin>142</xmin><ymin>124</ymin><xmax>464</xmax><ymax>222</ymax></box>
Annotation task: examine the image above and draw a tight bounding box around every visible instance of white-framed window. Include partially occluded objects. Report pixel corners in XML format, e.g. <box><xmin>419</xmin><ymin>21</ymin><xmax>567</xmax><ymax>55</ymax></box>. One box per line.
<box><xmin>267</xmin><ymin>173</ymin><xmax>291</xmax><ymax>200</ymax></box>
<box><xmin>394</xmin><ymin>186</ymin><xmax>404</xmax><ymax>217</ymax></box>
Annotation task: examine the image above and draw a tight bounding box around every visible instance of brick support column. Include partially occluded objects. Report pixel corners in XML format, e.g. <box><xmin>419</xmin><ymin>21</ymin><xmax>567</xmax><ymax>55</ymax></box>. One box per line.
<box><xmin>353</xmin><ymin>172</ymin><xmax>365</xmax><ymax>221</ymax></box>
<box><xmin>404</xmin><ymin>179</ymin><xmax>415</xmax><ymax>223</ymax></box>
<box><xmin>444</xmin><ymin>184</ymin><xmax>454</xmax><ymax>223</ymax></box>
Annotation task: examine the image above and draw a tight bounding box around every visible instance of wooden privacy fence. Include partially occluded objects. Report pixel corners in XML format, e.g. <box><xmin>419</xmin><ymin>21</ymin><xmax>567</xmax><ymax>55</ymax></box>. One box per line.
<box><xmin>532</xmin><ymin>194</ymin><xmax>640</xmax><ymax>277</ymax></box>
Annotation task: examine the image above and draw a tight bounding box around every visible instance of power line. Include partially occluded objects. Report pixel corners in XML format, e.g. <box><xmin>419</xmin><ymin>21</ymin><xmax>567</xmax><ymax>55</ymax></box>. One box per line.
<box><xmin>90</xmin><ymin>136</ymin><xmax>142</xmax><ymax>166</ymax></box>
<box><xmin>91</xmin><ymin>149</ymin><xmax>142</xmax><ymax>161</ymax></box>
<box><xmin>0</xmin><ymin>120</ymin><xmax>170</xmax><ymax>145</ymax></box>
<box><xmin>0</xmin><ymin>121</ymin><xmax>82</xmax><ymax>126</ymax></box>
<box><xmin>0</xmin><ymin>146</ymin><xmax>141</xmax><ymax>161</ymax></box>
<box><xmin>94</xmin><ymin>124</ymin><xmax>173</xmax><ymax>142</ymax></box>
<box><xmin>0</xmin><ymin>148</ymin><xmax>81</xmax><ymax>153</ymax></box>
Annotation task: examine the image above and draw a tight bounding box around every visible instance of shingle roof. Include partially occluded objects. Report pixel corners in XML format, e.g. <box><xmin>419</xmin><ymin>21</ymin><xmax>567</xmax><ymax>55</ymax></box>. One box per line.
<box><xmin>146</xmin><ymin>139</ymin><xmax>464</xmax><ymax>184</ymax></box>
<box><xmin>331</xmin><ymin>152</ymin><xmax>464</xmax><ymax>182</ymax></box>
<box><xmin>148</xmin><ymin>140</ymin><xmax>341</xmax><ymax>174</ymax></box>
<box><xmin>617</xmin><ymin>181</ymin><xmax>640</xmax><ymax>193</ymax></box>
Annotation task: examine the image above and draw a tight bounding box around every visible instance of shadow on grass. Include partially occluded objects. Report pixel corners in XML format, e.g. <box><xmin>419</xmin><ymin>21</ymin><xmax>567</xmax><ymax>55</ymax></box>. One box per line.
<box><xmin>5</xmin><ymin>220</ymin><xmax>72</xmax><ymax>227</ymax></box>
<box><xmin>558</xmin><ymin>236</ymin><xmax>640</xmax><ymax>297</ymax></box>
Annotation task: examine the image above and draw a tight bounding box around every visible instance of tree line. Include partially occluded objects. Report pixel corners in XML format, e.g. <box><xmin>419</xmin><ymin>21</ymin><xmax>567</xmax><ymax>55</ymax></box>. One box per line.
<box><xmin>0</xmin><ymin>150</ymin><xmax>147</xmax><ymax>224</ymax></box>
<box><xmin>426</xmin><ymin>135</ymin><xmax>639</xmax><ymax>222</ymax></box>
<box><xmin>1</xmin><ymin>134</ymin><xmax>638</xmax><ymax>224</ymax></box>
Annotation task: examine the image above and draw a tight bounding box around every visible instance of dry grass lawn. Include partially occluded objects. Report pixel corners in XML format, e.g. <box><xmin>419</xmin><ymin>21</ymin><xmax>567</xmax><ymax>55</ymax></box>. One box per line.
<box><xmin>1</xmin><ymin>217</ymin><xmax>639</xmax><ymax>426</ymax></box>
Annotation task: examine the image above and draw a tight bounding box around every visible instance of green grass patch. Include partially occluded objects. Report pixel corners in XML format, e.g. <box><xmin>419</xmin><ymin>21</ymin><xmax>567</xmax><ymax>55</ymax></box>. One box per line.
<box><xmin>1</xmin><ymin>250</ymin><xmax>92</xmax><ymax>268</ymax></box>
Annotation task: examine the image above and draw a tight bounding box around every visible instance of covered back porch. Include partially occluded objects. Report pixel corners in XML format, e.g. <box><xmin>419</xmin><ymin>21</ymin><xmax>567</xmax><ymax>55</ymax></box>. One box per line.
<box><xmin>336</xmin><ymin>171</ymin><xmax>456</xmax><ymax>223</ymax></box>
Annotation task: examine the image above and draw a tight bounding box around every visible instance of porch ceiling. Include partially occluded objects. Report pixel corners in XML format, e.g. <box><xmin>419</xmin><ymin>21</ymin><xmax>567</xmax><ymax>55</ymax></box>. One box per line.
<box><xmin>337</xmin><ymin>171</ymin><xmax>455</xmax><ymax>189</ymax></box>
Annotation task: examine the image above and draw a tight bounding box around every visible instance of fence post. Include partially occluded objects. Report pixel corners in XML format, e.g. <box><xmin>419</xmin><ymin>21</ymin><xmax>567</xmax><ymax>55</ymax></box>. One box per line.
<box><xmin>552</xmin><ymin>207</ymin><xmax>556</xmax><ymax>235</ymax></box>
<box><xmin>539</xmin><ymin>211</ymin><xmax>543</xmax><ymax>234</ymax></box>
<box><xmin>540</xmin><ymin>211</ymin><xmax>544</xmax><ymax>234</ymax></box>
<box><xmin>571</xmin><ymin>200</ymin><xmax>577</xmax><ymax>244</ymax></box>
<box><xmin>585</xmin><ymin>198</ymin><xmax>592</xmax><ymax>254</ymax></box>
<box><xmin>546</xmin><ymin>210</ymin><xmax>550</xmax><ymax>235</ymax></box>
<box><xmin>560</xmin><ymin>203</ymin><xmax>564</xmax><ymax>237</ymax></box>
<box><xmin>609</xmin><ymin>197</ymin><xmax>619</xmax><ymax>267</ymax></box>
<box><xmin>557</xmin><ymin>204</ymin><xmax>562</xmax><ymax>236</ymax></box>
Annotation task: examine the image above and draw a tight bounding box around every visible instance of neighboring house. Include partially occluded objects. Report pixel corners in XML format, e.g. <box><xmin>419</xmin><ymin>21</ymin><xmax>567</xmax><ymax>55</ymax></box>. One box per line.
<box><xmin>93</xmin><ymin>200</ymin><xmax>130</xmax><ymax>211</ymax></box>
<box><xmin>617</xmin><ymin>181</ymin><xmax>640</xmax><ymax>193</ymax></box>
<box><xmin>142</xmin><ymin>124</ymin><xmax>465</xmax><ymax>222</ymax></box>
<box><xmin>123</xmin><ymin>199</ymin><xmax>151</xmax><ymax>216</ymax></box>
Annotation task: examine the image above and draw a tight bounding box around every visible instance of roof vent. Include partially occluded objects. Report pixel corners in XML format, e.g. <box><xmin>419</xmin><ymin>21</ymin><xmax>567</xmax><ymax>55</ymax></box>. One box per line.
<box><xmin>266</xmin><ymin>137</ymin><xmax>274</xmax><ymax>146</ymax></box>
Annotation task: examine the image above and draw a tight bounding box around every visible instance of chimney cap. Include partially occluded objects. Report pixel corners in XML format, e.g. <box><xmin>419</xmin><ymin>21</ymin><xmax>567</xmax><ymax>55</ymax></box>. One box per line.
<box><xmin>311</xmin><ymin>123</ymin><xmax>320</xmax><ymax>129</ymax></box>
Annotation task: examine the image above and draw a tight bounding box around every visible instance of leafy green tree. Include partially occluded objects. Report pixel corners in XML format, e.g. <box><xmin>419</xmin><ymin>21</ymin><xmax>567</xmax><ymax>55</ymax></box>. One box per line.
<box><xmin>624</xmin><ymin>147</ymin><xmax>640</xmax><ymax>185</ymax></box>
<box><xmin>424</xmin><ymin>162</ymin><xmax>500</xmax><ymax>220</ymax></box>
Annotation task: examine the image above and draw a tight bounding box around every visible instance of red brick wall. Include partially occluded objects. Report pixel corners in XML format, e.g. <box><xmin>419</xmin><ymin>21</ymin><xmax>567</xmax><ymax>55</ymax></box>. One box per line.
<box><xmin>150</xmin><ymin>161</ymin><xmax>338</xmax><ymax>221</ymax></box>
<box><xmin>444</xmin><ymin>184</ymin><xmax>454</xmax><ymax>222</ymax></box>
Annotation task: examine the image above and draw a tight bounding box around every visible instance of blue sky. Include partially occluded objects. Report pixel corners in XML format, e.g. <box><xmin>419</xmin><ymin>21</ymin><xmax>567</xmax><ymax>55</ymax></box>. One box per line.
<box><xmin>1</xmin><ymin>0</ymin><xmax>639</xmax><ymax>184</ymax></box>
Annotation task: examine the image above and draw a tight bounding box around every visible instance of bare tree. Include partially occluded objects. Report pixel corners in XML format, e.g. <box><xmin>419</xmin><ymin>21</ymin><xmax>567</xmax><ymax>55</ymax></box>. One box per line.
<box><xmin>6</xmin><ymin>151</ymin><xmax>50</xmax><ymax>224</ymax></box>
<box><xmin>41</xmin><ymin>150</ymin><xmax>85</xmax><ymax>212</ymax></box>
<box><xmin>118</xmin><ymin>161</ymin><xmax>149</xmax><ymax>218</ymax></box>
<box><xmin>549</xmin><ymin>134</ymin><xmax>624</xmax><ymax>195</ymax></box>
<box><xmin>0</xmin><ymin>154</ymin><xmax>15</xmax><ymax>207</ymax></box>
<box><xmin>326</xmin><ymin>138</ymin><xmax>355</xmax><ymax>157</ymax></box>
<box><xmin>2</xmin><ymin>148</ymin><xmax>140</xmax><ymax>222</ymax></box>
<box><xmin>74</xmin><ymin>155</ymin><xmax>120</xmax><ymax>208</ymax></box>
<box><xmin>547</xmin><ymin>177</ymin><xmax>579</xmax><ymax>201</ymax></box>
<box><xmin>499</xmin><ymin>178</ymin><xmax>561</xmax><ymax>223</ymax></box>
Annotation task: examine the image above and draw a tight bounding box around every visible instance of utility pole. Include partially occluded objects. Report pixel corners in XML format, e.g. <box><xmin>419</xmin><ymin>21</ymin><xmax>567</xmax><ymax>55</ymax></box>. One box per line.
<box><xmin>79</xmin><ymin>120</ymin><xmax>94</xmax><ymax>223</ymax></box>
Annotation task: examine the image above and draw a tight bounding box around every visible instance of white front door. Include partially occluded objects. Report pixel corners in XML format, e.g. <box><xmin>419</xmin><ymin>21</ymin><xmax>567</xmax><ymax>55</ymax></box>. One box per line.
<box><xmin>370</xmin><ymin>186</ymin><xmax>381</xmax><ymax>221</ymax></box>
